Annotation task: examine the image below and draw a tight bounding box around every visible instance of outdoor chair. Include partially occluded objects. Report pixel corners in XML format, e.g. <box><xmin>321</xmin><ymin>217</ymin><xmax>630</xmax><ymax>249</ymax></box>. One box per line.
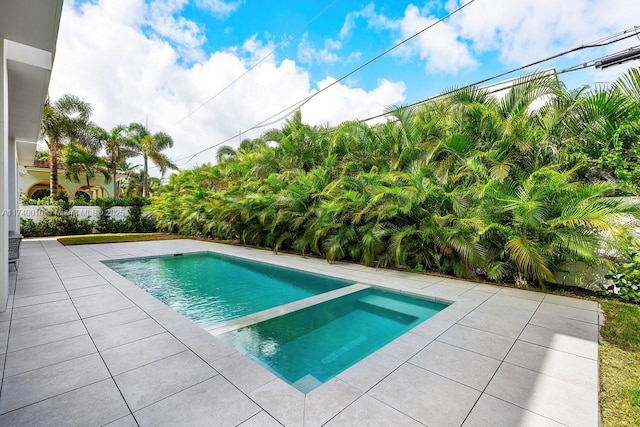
<box><xmin>9</xmin><ymin>231</ymin><xmax>22</xmax><ymax>270</ymax></box>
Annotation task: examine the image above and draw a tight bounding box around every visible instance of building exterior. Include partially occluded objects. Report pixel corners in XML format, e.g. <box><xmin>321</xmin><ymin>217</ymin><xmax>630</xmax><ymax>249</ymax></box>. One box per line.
<box><xmin>19</xmin><ymin>160</ymin><xmax>126</xmax><ymax>201</ymax></box>
<box><xmin>1</xmin><ymin>1</ymin><xmax>63</xmax><ymax>311</ymax></box>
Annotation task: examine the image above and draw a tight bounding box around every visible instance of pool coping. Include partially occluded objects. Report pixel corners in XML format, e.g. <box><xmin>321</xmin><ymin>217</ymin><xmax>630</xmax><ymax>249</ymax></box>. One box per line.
<box><xmin>0</xmin><ymin>238</ymin><xmax>601</xmax><ymax>426</ymax></box>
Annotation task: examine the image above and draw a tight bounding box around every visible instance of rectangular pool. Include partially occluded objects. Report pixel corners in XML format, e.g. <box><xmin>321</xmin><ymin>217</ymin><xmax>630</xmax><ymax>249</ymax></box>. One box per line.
<box><xmin>220</xmin><ymin>288</ymin><xmax>448</xmax><ymax>393</ymax></box>
<box><xmin>104</xmin><ymin>252</ymin><xmax>351</xmax><ymax>328</ymax></box>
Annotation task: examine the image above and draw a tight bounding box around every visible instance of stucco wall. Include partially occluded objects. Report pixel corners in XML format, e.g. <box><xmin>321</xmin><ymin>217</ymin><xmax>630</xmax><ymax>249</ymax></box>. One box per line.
<box><xmin>18</xmin><ymin>205</ymin><xmax>131</xmax><ymax>223</ymax></box>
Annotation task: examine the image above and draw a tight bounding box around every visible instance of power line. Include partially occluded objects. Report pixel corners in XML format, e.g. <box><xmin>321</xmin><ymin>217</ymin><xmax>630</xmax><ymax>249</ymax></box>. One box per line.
<box><xmin>175</xmin><ymin>0</ymin><xmax>479</xmax><ymax>166</ymax></box>
<box><xmin>359</xmin><ymin>26</ymin><xmax>640</xmax><ymax>122</ymax></box>
<box><xmin>171</xmin><ymin>0</ymin><xmax>339</xmax><ymax>127</ymax></box>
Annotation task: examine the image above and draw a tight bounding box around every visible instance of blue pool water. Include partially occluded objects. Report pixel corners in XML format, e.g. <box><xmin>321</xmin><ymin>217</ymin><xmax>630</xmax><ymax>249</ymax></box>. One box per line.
<box><xmin>104</xmin><ymin>252</ymin><xmax>351</xmax><ymax>328</ymax></box>
<box><xmin>220</xmin><ymin>288</ymin><xmax>448</xmax><ymax>393</ymax></box>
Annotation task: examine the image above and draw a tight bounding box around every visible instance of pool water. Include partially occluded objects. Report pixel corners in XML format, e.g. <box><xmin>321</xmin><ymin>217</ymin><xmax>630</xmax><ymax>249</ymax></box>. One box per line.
<box><xmin>220</xmin><ymin>288</ymin><xmax>448</xmax><ymax>393</ymax></box>
<box><xmin>104</xmin><ymin>252</ymin><xmax>351</xmax><ymax>328</ymax></box>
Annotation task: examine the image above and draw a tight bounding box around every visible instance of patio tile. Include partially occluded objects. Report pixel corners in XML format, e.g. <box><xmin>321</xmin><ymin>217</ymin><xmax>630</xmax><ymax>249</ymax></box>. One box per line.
<box><xmin>528</xmin><ymin>311</ymin><xmax>599</xmax><ymax>341</ymax></box>
<box><xmin>237</xmin><ymin>411</ymin><xmax>282</xmax><ymax>427</ymax></box>
<box><xmin>326</xmin><ymin>394</ymin><xmax>423</xmax><ymax>427</ymax></box>
<box><xmin>13</xmin><ymin>281</ymin><xmax>65</xmax><ymax>298</ymax></box>
<box><xmin>10</xmin><ymin>298</ymin><xmax>76</xmax><ymax>321</ymax></box>
<box><xmin>7</xmin><ymin>320</ymin><xmax>87</xmax><ymax>353</ymax></box>
<box><xmin>183</xmin><ymin>333</ymin><xmax>236</xmax><ymax>364</ymax></box>
<box><xmin>377</xmin><ymin>331</ymin><xmax>432</xmax><ymax>361</ymax></box>
<box><xmin>9</xmin><ymin>301</ymin><xmax>79</xmax><ymax>330</ymax></box>
<box><xmin>56</xmin><ymin>268</ymin><xmax>97</xmax><ymax>280</ymax></box>
<box><xmin>370</xmin><ymin>363</ymin><xmax>481</xmax><ymax>427</ymax></box>
<box><xmin>504</xmin><ymin>340</ymin><xmax>598</xmax><ymax>391</ymax></box>
<box><xmin>542</xmin><ymin>294</ymin><xmax>599</xmax><ymax>311</ymax></box>
<box><xmin>458</xmin><ymin>289</ymin><xmax>494</xmax><ymax>301</ymax></box>
<box><xmin>486</xmin><ymin>293</ymin><xmax>542</xmax><ymax>311</ymax></box>
<box><xmin>497</xmin><ymin>287</ymin><xmax>545</xmax><ymax>301</ymax></box>
<box><xmin>72</xmin><ymin>289</ymin><xmax>135</xmax><ymax>318</ymax></box>
<box><xmin>458</xmin><ymin>302</ymin><xmax>534</xmax><ymax>338</ymax></box>
<box><xmin>149</xmin><ymin>308</ymin><xmax>207</xmax><ymax>341</ymax></box>
<box><xmin>519</xmin><ymin>324</ymin><xmax>598</xmax><ymax>360</ymax></box>
<box><xmin>421</xmin><ymin>284</ymin><xmax>469</xmax><ymax>299</ymax></box>
<box><xmin>4</xmin><ymin>334</ymin><xmax>97</xmax><ymax>377</ymax></box>
<box><xmin>304</xmin><ymin>377</ymin><xmax>363</xmax><ymax>426</ymax></box>
<box><xmin>0</xmin><ymin>321</ymin><xmax>8</xmax><ymax>350</ymax></box>
<box><xmin>133</xmin><ymin>375</ymin><xmax>261</xmax><ymax>427</ymax></box>
<box><xmin>82</xmin><ymin>306</ymin><xmax>148</xmax><ymax>328</ymax></box>
<box><xmin>87</xmin><ymin>317</ymin><xmax>165</xmax><ymax>351</ymax></box>
<box><xmin>409</xmin><ymin>317</ymin><xmax>454</xmax><ymax>340</ymax></box>
<box><xmin>0</xmin><ymin>379</ymin><xmax>129</xmax><ymax>427</ymax></box>
<box><xmin>409</xmin><ymin>341</ymin><xmax>502</xmax><ymax>391</ymax></box>
<box><xmin>61</xmin><ymin>274</ymin><xmax>110</xmax><ymax>290</ymax></box>
<box><xmin>12</xmin><ymin>291</ymin><xmax>69</xmax><ymax>308</ymax></box>
<box><xmin>104</xmin><ymin>414</ymin><xmax>138</xmax><ymax>427</ymax></box>
<box><xmin>210</xmin><ymin>352</ymin><xmax>276</xmax><ymax>394</ymax></box>
<box><xmin>463</xmin><ymin>394</ymin><xmax>563</xmax><ymax>426</ymax></box>
<box><xmin>0</xmin><ymin>353</ymin><xmax>110</xmax><ymax>414</ymax></box>
<box><xmin>485</xmin><ymin>362</ymin><xmax>599</xmax><ymax>426</ymax></box>
<box><xmin>535</xmin><ymin>301</ymin><xmax>599</xmax><ymax>324</ymax></box>
<box><xmin>337</xmin><ymin>351</ymin><xmax>404</xmax><ymax>392</ymax></box>
<box><xmin>101</xmin><ymin>332</ymin><xmax>188</xmax><ymax>375</ymax></box>
<box><xmin>437</xmin><ymin>324</ymin><xmax>516</xmax><ymax>360</ymax></box>
<box><xmin>249</xmin><ymin>378</ymin><xmax>304</xmax><ymax>426</ymax></box>
<box><xmin>67</xmin><ymin>284</ymin><xmax>116</xmax><ymax>298</ymax></box>
<box><xmin>114</xmin><ymin>350</ymin><xmax>217</xmax><ymax>411</ymax></box>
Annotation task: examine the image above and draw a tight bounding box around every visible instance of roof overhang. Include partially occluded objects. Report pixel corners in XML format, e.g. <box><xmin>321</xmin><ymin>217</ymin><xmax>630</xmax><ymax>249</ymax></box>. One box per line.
<box><xmin>16</xmin><ymin>140</ymin><xmax>38</xmax><ymax>166</ymax></box>
<box><xmin>1</xmin><ymin>0</ymin><xmax>63</xmax><ymax>161</ymax></box>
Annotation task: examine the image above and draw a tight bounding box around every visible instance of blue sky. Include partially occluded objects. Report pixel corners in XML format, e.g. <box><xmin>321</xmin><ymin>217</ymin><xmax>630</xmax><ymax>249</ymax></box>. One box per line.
<box><xmin>50</xmin><ymin>0</ymin><xmax>639</xmax><ymax>170</ymax></box>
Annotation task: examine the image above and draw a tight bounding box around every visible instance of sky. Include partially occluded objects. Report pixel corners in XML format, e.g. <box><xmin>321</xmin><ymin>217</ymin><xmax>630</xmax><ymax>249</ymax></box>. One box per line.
<box><xmin>48</xmin><ymin>0</ymin><xmax>640</xmax><ymax>175</ymax></box>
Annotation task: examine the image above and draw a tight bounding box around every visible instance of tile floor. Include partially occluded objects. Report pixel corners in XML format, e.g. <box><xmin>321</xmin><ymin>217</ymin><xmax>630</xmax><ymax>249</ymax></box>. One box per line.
<box><xmin>0</xmin><ymin>238</ymin><xmax>600</xmax><ymax>426</ymax></box>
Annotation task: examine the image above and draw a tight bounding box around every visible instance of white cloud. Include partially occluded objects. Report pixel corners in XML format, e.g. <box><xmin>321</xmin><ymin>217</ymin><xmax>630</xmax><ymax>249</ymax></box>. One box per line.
<box><xmin>49</xmin><ymin>0</ymin><xmax>406</xmax><ymax>173</ymax></box>
<box><xmin>302</xmin><ymin>77</ymin><xmax>406</xmax><ymax>125</ymax></box>
<box><xmin>393</xmin><ymin>5</ymin><xmax>477</xmax><ymax>73</ymax></box>
<box><xmin>297</xmin><ymin>33</ymin><xmax>342</xmax><ymax>65</ymax></box>
<box><xmin>195</xmin><ymin>0</ymin><xmax>243</xmax><ymax>17</ymax></box>
<box><xmin>449</xmin><ymin>0</ymin><xmax>640</xmax><ymax>66</ymax></box>
<box><xmin>341</xmin><ymin>3</ymin><xmax>476</xmax><ymax>74</ymax></box>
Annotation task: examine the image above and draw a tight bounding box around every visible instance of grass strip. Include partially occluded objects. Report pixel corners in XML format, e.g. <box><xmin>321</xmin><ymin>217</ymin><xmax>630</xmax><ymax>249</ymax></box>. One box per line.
<box><xmin>600</xmin><ymin>300</ymin><xmax>640</xmax><ymax>426</ymax></box>
<box><xmin>57</xmin><ymin>233</ymin><xmax>183</xmax><ymax>245</ymax></box>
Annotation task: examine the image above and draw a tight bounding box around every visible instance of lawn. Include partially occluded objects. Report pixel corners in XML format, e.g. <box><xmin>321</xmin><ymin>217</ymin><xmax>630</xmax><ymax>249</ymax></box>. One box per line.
<box><xmin>599</xmin><ymin>299</ymin><xmax>640</xmax><ymax>426</ymax></box>
<box><xmin>57</xmin><ymin>233</ymin><xmax>183</xmax><ymax>245</ymax></box>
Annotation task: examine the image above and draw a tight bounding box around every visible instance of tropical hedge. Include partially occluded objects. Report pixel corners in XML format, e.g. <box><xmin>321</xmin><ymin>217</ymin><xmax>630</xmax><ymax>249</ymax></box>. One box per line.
<box><xmin>150</xmin><ymin>69</ymin><xmax>640</xmax><ymax>289</ymax></box>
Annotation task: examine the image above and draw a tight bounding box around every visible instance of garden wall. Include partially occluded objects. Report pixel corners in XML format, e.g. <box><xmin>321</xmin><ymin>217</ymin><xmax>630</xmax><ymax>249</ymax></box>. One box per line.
<box><xmin>18</xmin><ymin>205</ymin><xmax>131</xmax><ymax>223</ymax></box>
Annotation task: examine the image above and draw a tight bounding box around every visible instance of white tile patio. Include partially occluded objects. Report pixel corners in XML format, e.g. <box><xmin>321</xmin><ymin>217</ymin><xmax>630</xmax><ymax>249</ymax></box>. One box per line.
<box><xmin>0</xmin><ymin>238</ymin><xmax>600</xmax><ymax>426</ymax></box>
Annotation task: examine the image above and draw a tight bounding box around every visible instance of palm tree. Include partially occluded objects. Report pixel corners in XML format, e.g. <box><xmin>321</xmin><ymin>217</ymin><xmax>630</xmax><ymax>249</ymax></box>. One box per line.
<box><xmin>127</xmin><ymin>122</ymin><xmax>177</xmax><ymax>198</ymax></box>
<box><xmin>40</xmin><ymin>94</ymin><xmax>93</xmax><ymax>196</ymax></box>
<box><xmin>61</xmin><ymin>142</ymin><xmax>110</xmax><ymax>194</ymax></box>
<box><xmin>87</xmin><ymin>124</ymin><xmax>133</xmax><ymax>198</ymax></box>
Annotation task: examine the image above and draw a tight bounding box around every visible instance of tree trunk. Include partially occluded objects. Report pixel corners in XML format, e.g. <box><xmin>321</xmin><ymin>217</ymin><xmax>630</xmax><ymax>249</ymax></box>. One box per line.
<box><xmin>112</xmin><ymin>165</ymin><xmax>118</xmax><ymax>199</ymax></box>
<box><xmin>143</xmin><ymin>155</ymin><xmax>148</xmax><ymax>198</ymax></box>
<box><xmin>50</xmin><ymin>141</ymin><xmax>58</xmax><ymax>197</ymax></box>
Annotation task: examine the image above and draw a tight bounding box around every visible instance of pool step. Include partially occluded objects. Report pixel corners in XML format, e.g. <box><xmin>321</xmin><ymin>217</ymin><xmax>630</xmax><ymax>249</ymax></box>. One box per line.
<box><xmin>206</xmin><ymin>283</ymin><xmax>371</xmax><ymax>335</ymax></box>
<box><xmin>357</xmin><ymin>294</ymin><xmax>425</xmax><ymax>321</ymax></box>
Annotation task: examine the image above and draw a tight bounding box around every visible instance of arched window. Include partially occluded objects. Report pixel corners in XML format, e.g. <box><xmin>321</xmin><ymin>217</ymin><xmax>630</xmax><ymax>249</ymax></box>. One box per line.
<box><xmin>74</xmin><ymin>191</ymin><xmax>91</xmax><ymax>203</ymax></box>
<box><xmin>30</xmin><ymin>188</ymin><xmax>50</xmax><ymax>200</ymax></box>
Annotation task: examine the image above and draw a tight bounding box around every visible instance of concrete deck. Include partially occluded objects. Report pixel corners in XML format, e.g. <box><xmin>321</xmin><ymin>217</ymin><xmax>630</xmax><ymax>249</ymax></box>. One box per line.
<box><xmin>0</xmin><ymin>239</ymin><xmax>600</xmax><ymax>426</ymax></box>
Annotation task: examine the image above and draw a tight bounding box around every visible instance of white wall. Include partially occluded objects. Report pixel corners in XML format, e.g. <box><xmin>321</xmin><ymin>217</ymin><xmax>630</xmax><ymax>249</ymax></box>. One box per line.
<box><xmin>19</xmin><ymin>205</ymin><xmax>132</xmax><ymax>223</ymax></box>
<box><xmin>1</xmin><ymin>40</ymin><xmax>9</xmax><ymax>311</ymax></box>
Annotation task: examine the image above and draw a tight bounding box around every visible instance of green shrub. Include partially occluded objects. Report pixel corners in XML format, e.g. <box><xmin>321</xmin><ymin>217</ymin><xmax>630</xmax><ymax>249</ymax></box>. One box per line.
<box><xmin>20</xmin><ymin>214</ymin><xmax>92</xmax><ymax>237</ymax></box>
<box><xmin>602</xmin><ymin>242</ymin><xmax>640</xmax><ymax>303</ymax></box>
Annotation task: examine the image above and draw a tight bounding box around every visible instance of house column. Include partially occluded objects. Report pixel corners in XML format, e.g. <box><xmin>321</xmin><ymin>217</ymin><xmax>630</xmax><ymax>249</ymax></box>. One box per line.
<box><xmin>8</xmin><ymin>137</ymin><xmax>18</xmax><ymax>233</ymax></box>
<box><xmin>1</xmin><ymin>39</ymin><xmax>9</xmax><ymax>312</ymax></box>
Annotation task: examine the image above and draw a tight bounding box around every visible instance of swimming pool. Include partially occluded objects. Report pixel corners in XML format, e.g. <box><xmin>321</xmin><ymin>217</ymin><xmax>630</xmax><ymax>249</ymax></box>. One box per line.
<box><xmin>104</xmin><ymin>252</ymin><xmax>351</xmax><ymax>328</ymax></box>
<box><xmin>220</xmin><ymin>288</ymin><xmax>448</xmax><ymax>393</ymax></box>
